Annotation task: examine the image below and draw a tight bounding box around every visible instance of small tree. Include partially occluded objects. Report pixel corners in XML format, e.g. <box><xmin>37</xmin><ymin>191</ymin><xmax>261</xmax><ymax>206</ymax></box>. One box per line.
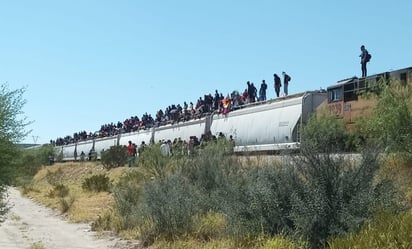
<box><xmin>364</xmin><ymin>79</ymin><xmax>412</xmax><ymax>160</ymax></box>
<box><xmin>290</xmin><ymin>111</ymin><xmax>400</xmax><ymax>249</ymax></box>
<box><xmin>0</xmin><ymin>84</ymin><xmax>31</xmax><ymax>222</ymax></box>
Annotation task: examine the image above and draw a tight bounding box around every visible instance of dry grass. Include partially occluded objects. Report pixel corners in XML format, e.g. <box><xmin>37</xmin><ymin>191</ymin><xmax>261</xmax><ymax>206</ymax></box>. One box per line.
<box><xmin>24</xmin><ymin>162</ymin><xmax>129</xmax><ymax>223</ymax></box>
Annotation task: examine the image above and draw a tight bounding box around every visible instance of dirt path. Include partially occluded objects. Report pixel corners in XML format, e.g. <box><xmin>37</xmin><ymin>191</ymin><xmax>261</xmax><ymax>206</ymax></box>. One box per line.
<box><xmin>0</xmin><ymin>187</ymin><xmax>140</xmax><ymax>249</ymax></box>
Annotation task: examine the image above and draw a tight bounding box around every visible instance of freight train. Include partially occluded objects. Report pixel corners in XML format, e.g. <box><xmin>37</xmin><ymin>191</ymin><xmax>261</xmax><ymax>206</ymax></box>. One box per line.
<box><xmin>55</xmin><ymin>66</ymin><xmax>412</xmax><ymax>161</ymax></box>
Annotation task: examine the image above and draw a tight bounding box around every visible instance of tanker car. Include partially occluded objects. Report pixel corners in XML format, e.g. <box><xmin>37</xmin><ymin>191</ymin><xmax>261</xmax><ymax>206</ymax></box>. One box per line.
<box><xmin>56</xmin><ymin>91</ymin><xmax>327</xmax><ymax>161</ymax></box>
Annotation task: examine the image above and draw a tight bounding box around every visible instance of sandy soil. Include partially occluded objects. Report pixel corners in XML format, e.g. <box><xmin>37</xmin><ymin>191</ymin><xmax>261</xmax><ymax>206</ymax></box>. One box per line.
<box><xmin>0</xmin><ymin>187</ymin><xmax>140</xmax><ymax>249</ymax></box>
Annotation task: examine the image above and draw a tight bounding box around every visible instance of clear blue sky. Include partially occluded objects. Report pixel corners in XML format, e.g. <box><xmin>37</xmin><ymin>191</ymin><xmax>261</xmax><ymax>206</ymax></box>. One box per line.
<box><xmin>2</xmin><ymin>0</ymin><xmax>410</xmax><ymax>144</ymax></box>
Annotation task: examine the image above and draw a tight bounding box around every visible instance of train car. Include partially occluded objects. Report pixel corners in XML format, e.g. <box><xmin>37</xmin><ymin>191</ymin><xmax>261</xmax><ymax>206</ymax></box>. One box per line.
<box><xmin>326</xmin><ymin>67</ymin><xmax>412</xmax><ymax>125</ymax></box>
<box><xmin>93</xmin><ymin>136</ymin><xmax>118</xmax><ymax>159</ymax></box>
<box><xmin>152</xmin><ymin>117</ymin><xmax>210</xmax><ymax>144</ymax></box>
<box><xmin>54</xmin><ymin>91</ymin><xmax>327</xmax><ymax>161</ymax></box>
<box><xmin>118</xmin><ymin>128</ymin><xmax>153</xmax><ymax>149</ymax></box>
<box><xmin>210</xmin><ymin>91</ymin><xmax>327</xmax><ymax>152</ymax></box>
<box><xmin>76</xmin><ymin>140</ymin><xmax>94</xmax><ymax>158</ymax></box>
<box><xmin>61</xmin><ymin>143</ymin><xmax>76</xmax><ymax>161</ymax></box>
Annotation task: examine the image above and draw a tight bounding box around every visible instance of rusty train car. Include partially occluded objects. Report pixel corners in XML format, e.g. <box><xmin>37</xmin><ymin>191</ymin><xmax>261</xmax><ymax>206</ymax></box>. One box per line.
<box><xmin>326</xmin><ymin>66</ymin><xmax>412</xmax><ymax>125</ymax></box>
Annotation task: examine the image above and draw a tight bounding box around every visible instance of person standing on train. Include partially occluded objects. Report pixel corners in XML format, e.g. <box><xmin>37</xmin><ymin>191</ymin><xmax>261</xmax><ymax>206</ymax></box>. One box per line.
<box><xmin>282</xmin><ymin>71</ymin><xmax>291</xmax><ymax>96</ymax></box>
<box><xmin>360</xmin><ymin>45</ymin><xmax>369</xmax><ymax>77</ymax></box>
<box><xmin>273</xmin><ymin>73</ymin><xmax>281</xmax><ymax>97</ymax></box>
<box><xmin>259</xmin><ymin>80</ymin><xmax>267</xmax><ymax>101</ymax></box>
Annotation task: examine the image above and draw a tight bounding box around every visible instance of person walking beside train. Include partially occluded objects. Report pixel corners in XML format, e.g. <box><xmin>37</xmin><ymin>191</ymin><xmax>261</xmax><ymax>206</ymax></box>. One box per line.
<box><xmin>273</xmin><ymin>73</ymin><xmax>281</xmax><ymax>97</ymax></box>
<box><xmin>127</xmin><ymin>140</ymin><xmax>136</xmax><ymax>167</ymax></box>
<box><xmin>282</xmin><ymin>71</ymin><xmax>291</xmax><ymax>96</ymax></box>
<box><xmin>359</xmin><ymin>45</ymin><xmax>370</xmax><ymax>78</ymax></box>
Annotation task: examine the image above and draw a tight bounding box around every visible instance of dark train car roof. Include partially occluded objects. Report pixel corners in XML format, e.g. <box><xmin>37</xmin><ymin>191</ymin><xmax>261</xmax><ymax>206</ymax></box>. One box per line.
<box><xmin>327</xmin><ymin>66</ymin><xmax>412</xmax><ymax>90</ymax></box>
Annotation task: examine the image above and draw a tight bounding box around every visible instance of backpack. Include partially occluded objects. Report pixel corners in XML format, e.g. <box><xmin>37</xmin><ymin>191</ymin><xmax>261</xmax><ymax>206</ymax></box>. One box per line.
<box><xmin>366</xmin><ymin>53</ymin><xmax>371</xmax><ymax>62</ymax></box>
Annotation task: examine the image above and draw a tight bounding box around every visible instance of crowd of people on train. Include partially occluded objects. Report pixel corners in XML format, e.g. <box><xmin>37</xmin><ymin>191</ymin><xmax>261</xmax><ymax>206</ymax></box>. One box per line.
<box><xmin>52</xmin><ymin>72</ymin><xmax>292</xmax><ymax>146</ymax></box>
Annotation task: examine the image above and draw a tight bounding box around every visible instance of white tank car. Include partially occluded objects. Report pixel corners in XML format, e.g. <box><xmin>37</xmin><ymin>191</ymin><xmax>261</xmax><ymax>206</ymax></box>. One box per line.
<box><xmin>210</xmin><ymin>91</ymin><xmax>326</xmax><ymax>152</ymax></box>
<box><xmin>153</xmin><ymin>118</ymin><xmax>208</xmax><ymax>143</ymax></box>
<box><xmin>119</xmin><ymin>128</ymin><xmax>153</xmax><ymax>147</ymax></box>
<box><xmin>61</xmin><ymin>143</ymin><xmax>76</xmax><ymax>161</ymax></box>
<box><xmin>57</xmin><ymin>91</ymin><xmax>326</xmax><ymax>160</ymax></box>
<box><xmin>76</xmin><ymin>140</ymin><xmax>94</xmax><ymax>158</ymax></box>
<box><xmin>93</xmin><ymin>136</ymin><xmax>118</xmax><ymax>159</ymax></box>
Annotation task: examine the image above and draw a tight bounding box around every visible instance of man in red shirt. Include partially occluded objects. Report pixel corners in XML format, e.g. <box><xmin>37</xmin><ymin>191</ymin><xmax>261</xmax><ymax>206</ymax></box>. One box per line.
<box><xmin>127</xmin><ymin>140</ymin><xmax>135</xmax><ymax>167</ymax></box>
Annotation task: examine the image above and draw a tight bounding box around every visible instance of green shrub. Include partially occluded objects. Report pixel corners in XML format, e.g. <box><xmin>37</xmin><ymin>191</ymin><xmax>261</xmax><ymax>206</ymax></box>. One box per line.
<box><xmin>288</xmin><ymin>119</ymin><xmax>401</xmax><ymax>249</ymax></box>
<box><xmin>82</xmin><ymin>174</ymin><xmax>111</xmax><ymax>192</ymax></box>
<box><xmin>222</xmin><ymin>165</ymin><xmax>299</xmax><ymax>238</ymax></box>
<box><xmin>139</xmin><ymin>174</ymin><xmax>202</xmax><ymax>243</ymax></box>
<box><xmin>136</xmin><ymin>144</ymin><xmax>172</xmax><ymax>177</ymax></box>
<box><xmin>182</xmin><ymin>141</ymin><xmax>239</xmax><ymax>213</ymax></box>
<box><xmin>101</xmin><ymin>145</ymin><xmax>128</xmax><ymax>169</ymax></box>
<box><xmin>113</xmin><ymin>171</ymin><xmax>145</xmax><ymax>230</ymax></box>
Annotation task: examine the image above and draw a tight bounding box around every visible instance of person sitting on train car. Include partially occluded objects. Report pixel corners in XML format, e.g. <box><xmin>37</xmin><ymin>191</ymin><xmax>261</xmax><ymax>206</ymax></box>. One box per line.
<box><xmin>242</xmin><ymin>88</ymin><xmax>248</xmax><ymax>104</ymax></box>
<box><xmin>221</xmin><ymin>95</ymin><xmax>231</xmax><ymax>115</ymax></box>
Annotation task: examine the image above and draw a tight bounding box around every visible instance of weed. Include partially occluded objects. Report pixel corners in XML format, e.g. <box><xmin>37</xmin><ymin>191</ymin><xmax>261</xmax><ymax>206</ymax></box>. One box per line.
<box><xmin>30</xmin><ymin>241</ymin><xmax>46</xmax><ymax>249</ymax></box>
<box><xmin>60</xmin><ymin>195</ymin><xmax>75</xmax><ymax>214</ymax></box>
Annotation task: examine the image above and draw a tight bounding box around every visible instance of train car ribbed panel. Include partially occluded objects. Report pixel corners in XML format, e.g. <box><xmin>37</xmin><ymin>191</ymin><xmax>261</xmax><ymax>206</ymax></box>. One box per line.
<box><xmin>119</xmin><ymin>129</ymin><xmax>153</xmax><ymax>147</ymax></box>
<box><xmin>76</xmin><ymin>140</ymin><xmax>93</xmax><ymax>157</ymax></box>
<box><xmin>94</xmin><ymin>137</ymin><xmax>118</xmax><ymax>158</ymax></box>
<box><xmin>210</xmin><ymin>94</ymin><xmax>304</xmax><ymax>151</ymax></box>
<box><xmin>153</xmin><ymin>118</ymin><xmax>206</xmax><ymax>143</ymax></box>
<box><xmin>61</xmin><ymin>144</ymin><xmax>76</xmax><ymax>161</ymax></box>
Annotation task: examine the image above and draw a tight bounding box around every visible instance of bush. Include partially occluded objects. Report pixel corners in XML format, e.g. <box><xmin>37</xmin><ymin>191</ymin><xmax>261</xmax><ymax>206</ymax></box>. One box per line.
<box><xmin>288</xmin><ymin>117</ymin><xmax>401</xmax><ymax>249</ymax></box>
<box><xmin>82</xmin><ymin>174</ymin><xmax>111</xmax><ymax>192</ymax></box>
<box><xmin>47</xmin><ymin>183</ymin><xmax>69</xmax><ymax>198</ymax></box>
<box><xmin>224</xmin><ymin>165</ymin><xmax>298</xmax><ymax>238</ymax></box>
<box><xmin>136</xmin><ymin>144</ymin><xmax>172</xmax><ymax>177</ymax></box>
<box><xmin>363</xmin><ymin>79</ymin><xmax>412</xmax><ymax>160</ymax></box>
<box><xmin>182</xmin><ymin>141</ymin><xmax>239</xmax><ymax>213</ymax></box>
<box><xmin>139</xmin><ymin>174</ymin><xmax>202</xmax><ymax>243</ymax></box>
<box><xmin>45</xmin><ymin>168</ymin><xmax>64</xmax><ymax>186</ymax></box>
<box><xmin>101</xmin><ymin>145</ymin><xmax>128</xmax><ymax>169</ymax></box>
<box><xmin>113</xmin><ymin>170</ymin><xmax>145</xmax><ymax>230</ymax></box>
